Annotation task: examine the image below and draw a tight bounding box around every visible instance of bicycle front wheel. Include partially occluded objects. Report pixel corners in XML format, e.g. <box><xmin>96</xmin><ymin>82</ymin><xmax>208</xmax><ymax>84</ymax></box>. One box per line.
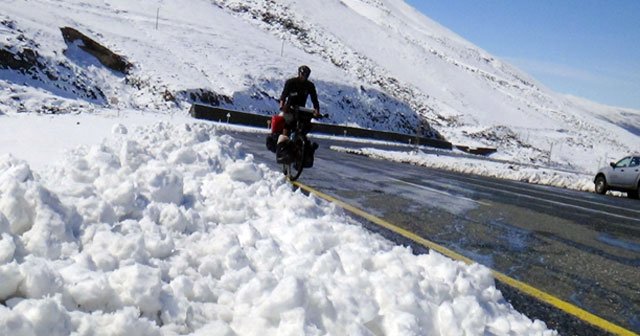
<box><xmin>286</xmin><ymin>136</ymin><xmax>305</xmax><ymax>181</ymax></box>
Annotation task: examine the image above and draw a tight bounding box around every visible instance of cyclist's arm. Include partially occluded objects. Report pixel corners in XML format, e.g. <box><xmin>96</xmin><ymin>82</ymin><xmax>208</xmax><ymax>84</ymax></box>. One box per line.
<box><xmin>309</xmin><ymin>82</ymin><xmax>320</xmax><ymax>115</ymax></box>
<box><xmin>279</xmin><ymin>79</ymin><xmax>293</xmax><ymax>110</ymax></box>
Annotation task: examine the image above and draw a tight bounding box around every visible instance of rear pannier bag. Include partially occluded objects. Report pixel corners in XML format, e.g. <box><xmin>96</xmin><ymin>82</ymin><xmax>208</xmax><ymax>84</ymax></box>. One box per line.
<box><xmin>271</xmin><ymin>115</ymin><xmax>285</xmax><ymax>134</ymax></box>
<box><xmin>265</xmin><ymin>133</ymin><xmax>278</xmax><ymax>153</ymax></box>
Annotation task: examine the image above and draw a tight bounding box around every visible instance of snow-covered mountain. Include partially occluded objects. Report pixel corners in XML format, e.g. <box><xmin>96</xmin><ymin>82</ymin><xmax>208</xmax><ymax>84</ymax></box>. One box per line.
<box><xmin>1</xmin><ymin>0</ymin><xmax>638</xmax><ymax>172</ymax></box>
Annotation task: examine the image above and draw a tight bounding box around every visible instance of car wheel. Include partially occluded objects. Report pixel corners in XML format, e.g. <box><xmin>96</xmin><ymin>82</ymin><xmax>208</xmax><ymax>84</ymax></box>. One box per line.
<box><xmin>594</xmin><ymin>176</ymin><xmax>608</xmax><ymax>195</ymax></box>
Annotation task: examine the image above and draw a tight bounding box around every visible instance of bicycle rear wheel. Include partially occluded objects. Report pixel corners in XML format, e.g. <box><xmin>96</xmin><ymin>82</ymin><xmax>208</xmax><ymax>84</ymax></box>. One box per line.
<box><xmin>285</xmin><ymin>136</ymin><xmax>305</xmax><ymax>181</ymax></box>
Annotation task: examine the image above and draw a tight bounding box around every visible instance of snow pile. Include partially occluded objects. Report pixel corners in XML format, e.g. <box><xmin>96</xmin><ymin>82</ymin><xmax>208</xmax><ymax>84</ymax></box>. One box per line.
<box><xmin>0</xmin><ymin>121</ymin><xmax>555</xmax><ymax>335</ymax></box>
<box><xmin>332</xmin><ymin>145</ymin><xmax>595</xmax><ymax>192</ymax></box>
<box><xmin>1</xmin><ymin>0</ymin><xmax>638</xmax><ymax>172</ymax></box>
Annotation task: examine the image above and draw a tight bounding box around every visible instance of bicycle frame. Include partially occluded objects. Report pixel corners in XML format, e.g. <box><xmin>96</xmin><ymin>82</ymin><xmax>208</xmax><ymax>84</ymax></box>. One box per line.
<box><xmin>282</xmin><ymin>107</ymin><xmax>319</xmax><ymax>181</ymax></box>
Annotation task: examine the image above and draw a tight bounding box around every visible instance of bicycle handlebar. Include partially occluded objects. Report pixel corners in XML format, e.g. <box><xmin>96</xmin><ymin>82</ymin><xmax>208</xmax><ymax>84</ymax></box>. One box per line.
<box><xmin>293</xmin><ymin>106</ymin><xmax>329</xmax><ymax>119</ymax></box>
<box><xmin>295</xmin><ymin>106</ymin><xmax>316</xmax><ymax>113</ymax></box>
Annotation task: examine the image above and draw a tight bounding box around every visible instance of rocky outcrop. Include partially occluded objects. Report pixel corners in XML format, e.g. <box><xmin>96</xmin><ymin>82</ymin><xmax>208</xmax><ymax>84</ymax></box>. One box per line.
<box><xmin>0</xmin><ymin>47</ymin><xmax>40</xmax><ymax>72</ymax></box>
<box><xmin>60</xmin><ymin>27</ymin><xmax>132</xmax><ymax>74</ymax></box>
<box><xmin>0</xmin><ymin>20</ymin><xmax>108</xmax><ymax>107</ymax></box>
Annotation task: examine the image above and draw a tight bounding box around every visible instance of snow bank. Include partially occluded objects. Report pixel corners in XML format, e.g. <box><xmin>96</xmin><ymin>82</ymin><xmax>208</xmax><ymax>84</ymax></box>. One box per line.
<box><xmin>0</xmin><ymin>122</ymin><xmax>555</xmax><ymax>335</ymax></box>
<box><xmin>332</xmin><ymin>146</ymin><xmax>596</xmax><ymax>192</ymax></box>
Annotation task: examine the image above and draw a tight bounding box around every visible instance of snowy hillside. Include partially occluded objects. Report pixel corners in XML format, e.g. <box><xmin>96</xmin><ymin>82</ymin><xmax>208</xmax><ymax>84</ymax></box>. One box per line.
<box><xmin>1</xmin><ymin>0</ymin><xmax>638</xmax><ymax>171</ymax></box>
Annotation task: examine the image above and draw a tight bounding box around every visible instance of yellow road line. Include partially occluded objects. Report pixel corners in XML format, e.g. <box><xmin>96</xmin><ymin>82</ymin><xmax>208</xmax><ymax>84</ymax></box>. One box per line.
<box><xmin>293</xmin><ymin>181</ymin><xmax>638</xmax><ymax>336</ymax></box>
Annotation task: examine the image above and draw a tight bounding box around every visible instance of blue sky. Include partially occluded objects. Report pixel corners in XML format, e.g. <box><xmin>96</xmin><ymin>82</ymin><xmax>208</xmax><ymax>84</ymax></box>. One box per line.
<box><xmin>406</xmin><ymin>0</ymin><xmax>640</xmax><ymax>110</ymax></box>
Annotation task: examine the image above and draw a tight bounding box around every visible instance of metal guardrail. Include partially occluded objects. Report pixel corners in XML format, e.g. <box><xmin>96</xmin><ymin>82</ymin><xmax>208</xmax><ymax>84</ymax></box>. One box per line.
<box><xmin>190</xmin><ymin>104</ymin><xmax>497</xmax><ymax>155</ymax></box>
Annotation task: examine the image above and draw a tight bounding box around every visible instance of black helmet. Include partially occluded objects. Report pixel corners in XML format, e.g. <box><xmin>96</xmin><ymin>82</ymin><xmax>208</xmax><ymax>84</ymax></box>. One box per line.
<box><xmin>298</xmin><ymin>65</ymin><xmax>311</xmax><ymax>79</ymax></box>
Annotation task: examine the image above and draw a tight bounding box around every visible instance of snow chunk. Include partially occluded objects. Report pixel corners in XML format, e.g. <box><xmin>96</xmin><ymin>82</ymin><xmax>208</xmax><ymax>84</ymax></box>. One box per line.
<box><xmin>0</xmin><ymin>212</ymin><xmax>9</xmax><ymax>234</ymax></box>
<box><xmin>136</xmin><ymin>164</ymin><xmax>184</xmax><ymax>204</ymax></box>
<box><xmin>18</xmin><ymin>257</ymin><xmax>64</xmax><ymax>299</ymax></box>
<box><xmin>0</xmin><ymin>154</ymin><xmax>34</xmax><ymax>184</ymax></box>
<box><xmin>59</xmin><ymin>259</ymin><xmax>114</xmax><ymax>311</ymax></box>
<box><xmin>0</xmin><ymin>233</ymin><xmax>16</xmax><ymax>263</ymax></box>
<box><xmin>72</xmin><ymin>306</ymin><xmax>160</xmax><ymax>336</ymax></box>
<box><xmin>12</xmin><ymin>296</ymin><xmax>72</xmax><ymax>336</ymax></box>
<box><xmin>0</xmin><ymin>304</ymin><xmax>35</xmax><ymax>336</ymax></box>
<box><xmin>0</xmin><ymin>181</ymin><xmax>34</xmax><ymax>235</ymax></box>
<box><xmin>112</xmin><ymin>123</ymin><xmax>128</xmax><ymax>135</ymax></box>
<box><xmin>257</xmin><ymin>276</ymin><xmax>306</xmax><ymax>319</ymax></box>
<box><xmin>119</xmin><ymin>140</ymin><xmax>152</xmax><ymax>171</ymax></box>
<box><xmin>108</xmin><ymin>264</ymin><xmax>163</xmax><ymax>317</ymax></box>
<box><xmin>225</xmin><ymin>157</ymin><xmax>263</xmax><ymax>184</ymax></box>
<box><xmin>0</xmin><ymin>262</ymin><xmax>22</xmax><ymax>300</ymax></box>
<box><xmin>157</xmin><ymin>203</ymin><xmax>189</xmax><ymax>233</ymax></box>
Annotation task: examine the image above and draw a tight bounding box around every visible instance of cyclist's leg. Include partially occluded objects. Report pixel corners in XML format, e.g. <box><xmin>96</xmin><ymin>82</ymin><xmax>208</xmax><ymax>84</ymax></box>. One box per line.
<box><xmin>276</xmin><ymin>113</ymin><xmax>294</xmax><ymax>162</ymax></box>
<box><xmin>300</xmin><ymin>121</ymin><xmax>318</xmax><ymax>151</ymax></box>
<box><xmin>281</xmin><ymin>111</ymin><xmax>295</xmax><ymax>138</ymax></box>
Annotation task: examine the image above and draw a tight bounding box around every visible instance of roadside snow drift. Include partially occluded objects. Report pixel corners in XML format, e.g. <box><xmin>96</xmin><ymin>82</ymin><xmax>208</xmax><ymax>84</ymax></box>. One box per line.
<box><xmin>0</xmin><ymin>122</ymin><xmax>555</xmax><ymax>335</ymax></box>
<box><xmin>331</xmin><ymin>146</ymin><xmax>596</xmax><ymax>192</ymax></box>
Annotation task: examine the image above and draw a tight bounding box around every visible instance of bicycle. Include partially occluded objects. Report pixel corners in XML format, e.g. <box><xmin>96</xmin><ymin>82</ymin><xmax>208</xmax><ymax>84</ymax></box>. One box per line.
<box><xmin>278</xmin><ymin>106</ymin><xmax>327</xmax><ymax>181</ymax></box>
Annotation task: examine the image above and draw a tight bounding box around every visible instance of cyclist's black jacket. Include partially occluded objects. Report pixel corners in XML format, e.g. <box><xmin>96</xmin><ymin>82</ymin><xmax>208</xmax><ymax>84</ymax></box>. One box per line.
<box><xmin>280</xmin><ymin>77</ymin><xmax>319</xmax><ymax>109</ymax></box>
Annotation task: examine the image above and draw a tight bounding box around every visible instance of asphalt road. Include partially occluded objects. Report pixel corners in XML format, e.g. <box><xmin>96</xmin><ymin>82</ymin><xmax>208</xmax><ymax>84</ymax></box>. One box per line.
<box><xmin>222</xmin><ymin>128</ymin><xmax>640</xmax><ymax>335</ymax></box>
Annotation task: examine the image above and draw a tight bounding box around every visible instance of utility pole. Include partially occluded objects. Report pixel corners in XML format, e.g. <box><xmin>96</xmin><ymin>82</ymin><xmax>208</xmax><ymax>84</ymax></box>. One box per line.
<box><xmin>415</xmin><ymin>123</ymin><xmax>421</xmax><ymax>151</ymax></box>
<box><xmin>280</xmin><ymin>38</ymin><xmax>285</xmax><ymax>57</ymax></box>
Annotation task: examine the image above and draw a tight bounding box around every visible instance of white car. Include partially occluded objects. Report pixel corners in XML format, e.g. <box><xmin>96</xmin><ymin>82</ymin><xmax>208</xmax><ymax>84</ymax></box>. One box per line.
<box><xmin>594</xmin><ymin>155</ymin><xmax>640</xmax><ymax>199</ymax></box>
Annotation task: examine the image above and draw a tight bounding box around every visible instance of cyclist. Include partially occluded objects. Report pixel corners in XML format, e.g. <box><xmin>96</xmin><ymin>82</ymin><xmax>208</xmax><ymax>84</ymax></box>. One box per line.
<box><xmin>276</xmin><ymin>65</ymin><xmax>321</xmax><ymax>161</ymax></box>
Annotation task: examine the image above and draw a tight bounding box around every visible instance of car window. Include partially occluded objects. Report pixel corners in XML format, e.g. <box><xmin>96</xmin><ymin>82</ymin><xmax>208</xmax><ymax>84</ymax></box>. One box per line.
<box><xmin>615</xmin><ymin>157</ymin><xmax>632</xmax><ymax>168</ymax></box>
<box><xmin>631</xmin><ymin>157</ymin><xmax>640</xmax><ymax>167</ymax></box>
